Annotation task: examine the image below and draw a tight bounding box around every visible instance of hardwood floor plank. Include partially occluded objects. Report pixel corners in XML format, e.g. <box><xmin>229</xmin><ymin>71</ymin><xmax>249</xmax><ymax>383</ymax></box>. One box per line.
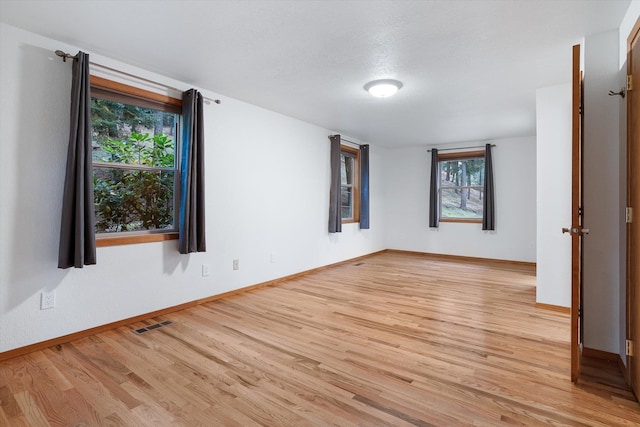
<box><xmin>13</xmin><ymin>391</ymin><xmax>49</xmax><ymax>427</ymax></box>
<box><xmin>41</xmin><ymin>347</ymin><xmax>144</xmax><ymax>425</ymax></box>
<box><xmin>60</xmin><ymin>343</ymin><xmax>140</xmax><ymax>410</ymax></box>
<box><xmin>1</xmin><ymin>252</ymin><xmax>639</xmax><ymax>426</ymax></box>
<box><xmin>0</xmin><ymin>384</ymin><xmax>23</xmax><ymax>419</ymax></box>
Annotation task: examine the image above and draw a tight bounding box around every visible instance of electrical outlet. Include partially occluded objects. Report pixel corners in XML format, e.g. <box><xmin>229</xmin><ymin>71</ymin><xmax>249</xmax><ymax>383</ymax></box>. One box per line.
<box><xmin>270</xmin><ymin>253</ymin><xmax>276</xmax><ymax>264</ymax></box>
<box><xmin>233</xmin><ymin>259</ymin><xmax>239</xmax><ymax>270</ymax></box>
<box><xmin>202</xmin><ymin>264</ymin><xmax>210</xmax><ymax>277</ymax></box>
<box><xmin>41</xmin><ymin>291</ymin><xmax>56</xmax><ymax>310</ymax></box>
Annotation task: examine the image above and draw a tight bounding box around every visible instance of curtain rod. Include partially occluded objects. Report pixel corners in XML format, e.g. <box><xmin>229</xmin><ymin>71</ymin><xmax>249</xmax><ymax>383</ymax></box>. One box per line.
<box><xmin>55</xmin><ymin>50</ymin><xmax>221</xmax><ymax>104</ymax></box>
<box><xmin>427</xmin><ymin>144</ymin><xmax>495</xmax><ymax>152</ymax></box>
<box><xmin>329</xmin><ymin>134</ymin><xmax>365</xmax><ymax>146</ymax></box>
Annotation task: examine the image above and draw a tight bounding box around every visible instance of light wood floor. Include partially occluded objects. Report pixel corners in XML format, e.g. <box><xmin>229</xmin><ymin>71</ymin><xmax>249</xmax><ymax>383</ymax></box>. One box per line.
<box><xmin>1</xmin><ymin>251</ymin><xmax>639</xmax><ymax>426</ymax></box>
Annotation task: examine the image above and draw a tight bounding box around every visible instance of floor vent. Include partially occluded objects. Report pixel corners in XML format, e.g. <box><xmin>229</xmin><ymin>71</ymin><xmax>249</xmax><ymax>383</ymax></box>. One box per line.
<box><xmin>133</xmin><ymin>320</ymin><xmax>173</xmax><ymax>335</ymax></box>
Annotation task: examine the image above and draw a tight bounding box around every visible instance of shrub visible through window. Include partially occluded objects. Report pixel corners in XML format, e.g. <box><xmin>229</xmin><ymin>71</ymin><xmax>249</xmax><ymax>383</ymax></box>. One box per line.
<box><xmin>91</xmin><ymin>97</ymin><xmax>178</xmax><ymax>233</ymax></box>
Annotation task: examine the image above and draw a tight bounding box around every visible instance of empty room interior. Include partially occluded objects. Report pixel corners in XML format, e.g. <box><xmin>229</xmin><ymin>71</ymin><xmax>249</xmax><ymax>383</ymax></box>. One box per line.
<box><xmin>1</xmin><ymin>0</ymin><xmax>640</xmax><ymax>425</ymax></box>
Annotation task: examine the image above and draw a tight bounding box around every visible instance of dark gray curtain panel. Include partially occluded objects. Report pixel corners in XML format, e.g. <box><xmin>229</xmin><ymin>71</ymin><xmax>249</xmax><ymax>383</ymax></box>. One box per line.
<box><xmin>359</xmin><ymin>144</ymin><xmax>370</xmax><ymax>229</ymax></box>
<box><xmin>179</xmin><ymin>89</ymin><xmax>206</xmax><ymax>254</ymax></box>
<box><xmin>328</xmin><ymin>135</ymin><xmax>342</xmax><ymax>233</ymax></box>
<box><xmin>58</xmin><ymin>51</ymin><xmax>96</xmax><ymax>269</ymax></box>
<box><xmin>483</xmin><ymin>144</ymin><xmax>495</xmax><ymax>230</ymax></box>
<box><xmin>428</xmin><ymin>148</ymin><xmax>439</xmax><ymax>228</ymax></box>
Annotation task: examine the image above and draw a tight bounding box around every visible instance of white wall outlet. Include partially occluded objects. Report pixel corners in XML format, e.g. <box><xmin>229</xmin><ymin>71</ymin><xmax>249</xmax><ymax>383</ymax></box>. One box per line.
<box><xmin>202</xmin><ymin>264</ymin><xmax>210</xmax><ymax>277</ymax></box>
<box><xmin>270</xmin><ymin>253</ymin><xmax>276</xmax><ymax>264</ymax></box>
<box><xmin>233</xmin><ymin>259</ymin><xmax>239</xmax><ymax>270</ymax></box>
<box><xmin>41</xmin><ymin>291</ymin><xmax>56</xmax><ymax>310</ymax></box>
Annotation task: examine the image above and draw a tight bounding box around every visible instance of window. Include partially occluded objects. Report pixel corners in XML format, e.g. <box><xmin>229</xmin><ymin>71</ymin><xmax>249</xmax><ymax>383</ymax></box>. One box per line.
<box><xmin>438</xmin><ymin>150</ymin><xmax>485</xmax><ymax>222</ymax></box>
<box><xmin>340</xmin><ymin>145</ymin><xmax>360</xmax><ymax>223</ymax></box>
<box><xmin>90</xmin><ymin>76</ymin><xmax>182</xmax><ymax>246</ymax></box>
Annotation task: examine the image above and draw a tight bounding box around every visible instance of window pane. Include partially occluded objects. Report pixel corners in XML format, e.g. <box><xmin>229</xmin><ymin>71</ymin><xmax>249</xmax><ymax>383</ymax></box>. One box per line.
<box><xmin>440</xmin><ymin>159</ymin><xmax>485</xmax><ymax>188</ymax></box>
<box><xmin>341</xmin><ymin>186</ymin><xmax>353</xmax><ymax>219</ymax></box>
<box><xmin>440</xmin><ymin>188</ymin><xmax>483</xmax><ymax>219</ymax></box>
<box><xmin>94</xmin><ymin>168</ymin><xmax>175</xmax><ymax>233</ymax></box>
<box><xmin>91</xmin><ymin>98</ymin><xmax>177</xmax><ymax>168</ymax></box>
<box><xmin>466</xmin><ymin>159</ymin><xmax>485</xmax><ymax>186</ymax></box>
<box><xmin>341</xmin><ymin>154</ymin><xmax>354</xmax><ymax>185</ymax></box>
<box><xmin>339</xmin><ymin>148</ymin><xmax>359</xmax><ymax>222</ymax></box>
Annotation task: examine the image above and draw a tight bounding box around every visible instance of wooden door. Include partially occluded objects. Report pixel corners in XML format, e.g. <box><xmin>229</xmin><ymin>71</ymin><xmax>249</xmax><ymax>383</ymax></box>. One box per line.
<box><xmin>628</xmin><ymin>16</ymin><xmax>640</xmax><ymax>395</ymax></box>
<box><xmin>569</xmin><ymin>44</ymin><xmax>584</xmax><ymax>383</ymax></box>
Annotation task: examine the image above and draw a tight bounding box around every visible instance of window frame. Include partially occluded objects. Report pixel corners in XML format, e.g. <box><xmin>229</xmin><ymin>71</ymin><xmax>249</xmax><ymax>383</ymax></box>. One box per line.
<box><xmin>340</xmin><ymin>145</ymin><xmax>360</xmax><ymax>224</ymax></box>
<box><xmin>437</xmin><ymin>150</ymin><xmax>485</xmax><ymax>224</ymax></box>
<box><xmin>90</xmin><ymin>76</ymin><xmax>182</xmax><ymax>247</ymax></box>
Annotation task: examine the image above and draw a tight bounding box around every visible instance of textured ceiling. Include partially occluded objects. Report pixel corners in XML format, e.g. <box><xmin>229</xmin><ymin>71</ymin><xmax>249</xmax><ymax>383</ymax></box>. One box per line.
<box><xmin>0</xmin><ymin>0</ymin><xmax>631</xmax><ymax>147</ymax></box>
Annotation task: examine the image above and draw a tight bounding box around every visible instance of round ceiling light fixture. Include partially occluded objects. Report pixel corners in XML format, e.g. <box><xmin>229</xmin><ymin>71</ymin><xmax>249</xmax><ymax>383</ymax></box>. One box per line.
<box><xmin>364</xmin><ymin>79</ymin><xmax>403</xmax><ymax>97</ymax></box>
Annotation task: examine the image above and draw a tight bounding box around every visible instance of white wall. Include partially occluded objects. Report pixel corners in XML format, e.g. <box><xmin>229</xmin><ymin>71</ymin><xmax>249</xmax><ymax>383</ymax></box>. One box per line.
<box><xmin>619</xmin><ymin>0</ymin><xmax>640</xmax><ymax>68</ymax></box>
<box><xmin>583</xmin><ymin>30</ymin><xmax>623</xmax><ymax>354</ymax></box>
<box><xmin>0</xmin><ymin>24</ymin><xmax>386</xmax><ymax>353</ymax></box>
<box><xmin>384</xmin><ymin>136</ymin><xmax>536</xmax><ymax>263</ymax></box>
<box><xmin>535</xmin><ymin>84</ymin><xmax>572</xmax><ymax>308</ymax></box>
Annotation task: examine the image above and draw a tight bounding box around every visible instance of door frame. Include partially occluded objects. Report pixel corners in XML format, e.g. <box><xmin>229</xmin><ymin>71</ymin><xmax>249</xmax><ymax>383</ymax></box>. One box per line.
<box><xmin>626</xmin><ymin>15</ymin><xmax>640</xmax><ymax>393</ymax></box>
<box><xmin>571</xmin><ymin>44</ymin><xmax>583</xmax><ymax>383</ymax></box>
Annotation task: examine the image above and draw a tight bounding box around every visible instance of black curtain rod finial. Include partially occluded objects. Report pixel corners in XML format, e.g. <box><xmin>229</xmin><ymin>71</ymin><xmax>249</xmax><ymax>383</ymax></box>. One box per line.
<box><xmin>55</xmin><ymin>50</ymin><xmax>77</xmax><ymax>62</ymax></box>
<box><xmin>54</xmin><ymin>50</ymin><xmax>67</xmax><ymax>62</ymax></box>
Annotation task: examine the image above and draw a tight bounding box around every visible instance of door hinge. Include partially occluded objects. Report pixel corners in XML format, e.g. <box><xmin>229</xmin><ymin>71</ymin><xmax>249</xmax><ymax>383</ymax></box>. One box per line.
<box><xmin>627</xmin><ymin>75</ymin><xmax>633</xmax><ymax>91</ymax></box>
<box><xmin>627</xmin><ymin>207</ymin><xmax>633</xmax><ymax>224</ymax></box>
<box><xmin>627</xmin><ymin>339</ymin><xmax>634</xmax><ymax>357</ymax></box>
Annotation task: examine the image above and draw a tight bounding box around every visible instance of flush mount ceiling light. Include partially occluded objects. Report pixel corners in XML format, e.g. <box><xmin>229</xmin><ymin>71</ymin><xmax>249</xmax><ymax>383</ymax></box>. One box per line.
<box><xmin>364</xmin><ymin>79</ymin><xmax>403</xmax><ymax>97</ymax></box>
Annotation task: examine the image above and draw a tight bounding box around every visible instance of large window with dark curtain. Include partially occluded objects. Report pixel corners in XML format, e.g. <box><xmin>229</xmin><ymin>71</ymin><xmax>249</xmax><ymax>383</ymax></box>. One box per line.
<box><xmin>329</xmin><ymin>135</ymin><xmax>370</xmax><ymax>232</ymax></box>
<box><xmin>328</xmin><ymin>135</ymin><xmax>342</xmax><ymax>233</ymax></box>
<box><xmin>429</xmin><ymin>145</ymin><xmax>495</xmax><ymax>229</ymax></box>
<box><xmin>58</xmin><ymin>54</ymin><xmax>206</xmax><ymax>258</ymax></box>
<box><xmin>58</xmin><ymin>51</ymin><xmax>97</xmax><ymax>269</ymax></box>
<box><xmin>179</xmin><ymin>89</ymin><xmax>206</xmax><ymax>253</ymax></box>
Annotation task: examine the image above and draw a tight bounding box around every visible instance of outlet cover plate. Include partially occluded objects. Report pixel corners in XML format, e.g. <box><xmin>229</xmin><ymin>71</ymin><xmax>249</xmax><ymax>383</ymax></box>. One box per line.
<box><xmin>41</xmin><ymin>291</ymin><xmax>56</xmax><ymax>310</ymax></box>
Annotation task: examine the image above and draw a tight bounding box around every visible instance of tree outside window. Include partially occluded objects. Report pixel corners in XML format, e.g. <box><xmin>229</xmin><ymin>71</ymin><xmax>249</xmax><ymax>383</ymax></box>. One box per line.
<box><xmin>438</xmin><ymin>151</ymin><xmax>485</xmax><ymax>222</ymax></box>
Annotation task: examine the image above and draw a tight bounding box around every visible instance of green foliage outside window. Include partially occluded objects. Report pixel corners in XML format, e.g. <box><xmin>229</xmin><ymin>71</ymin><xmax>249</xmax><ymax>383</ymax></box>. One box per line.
<box><xmin>92</xmin><ymin>98</ymin><xmax>178</xmax><ymax>234</ymax></box>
